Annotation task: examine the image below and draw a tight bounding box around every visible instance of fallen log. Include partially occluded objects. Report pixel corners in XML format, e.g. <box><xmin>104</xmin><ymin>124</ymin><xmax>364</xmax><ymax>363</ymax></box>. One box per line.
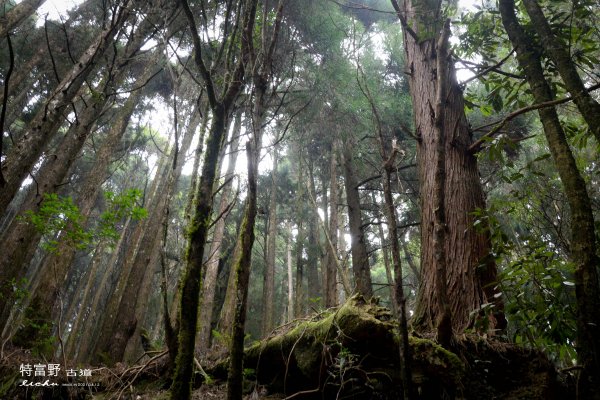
<box><xmin>213</xmin><ymin>295</ymin><xmax>464</xmax><ymax>399</ymax></box>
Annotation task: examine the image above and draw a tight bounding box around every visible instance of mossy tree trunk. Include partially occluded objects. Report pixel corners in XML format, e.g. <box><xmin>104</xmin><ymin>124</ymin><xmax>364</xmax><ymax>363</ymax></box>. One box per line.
<box><xmin>197</xmin><ymin>111</ymin><xmax>241</xmax><ymax>356</ymax></box>
<box><xmin>171</xmin><ymin>1</ymin><xmax>257</xmax><ymax>398</ymax></box>
<box><xmin>215</xmin><ymin>295</ymin><xmax>464</xmax><ymax>399</ymax></box>
<box><xmin>262</xmin><ymin>146</ymin><xmax>278</xmax><ymax>336</ymax></box>
<box><xmin>227</xmin><ymin>141</ymin><xmax>258</xmax><ymax>400</ymax></box>
<box><xmin>499</xmin><ymin>1</ymin><xmax>600</xmax><ymax>397</ymax></box>
<box><xmin>521</xmin><ymin>0</ymin><xmax>600</xmax><ymax>145</ymax></box>
<box><xmin>341</xmin><ymin>141</ymin><xmax>373</xmax><ymax>298</ymax></box>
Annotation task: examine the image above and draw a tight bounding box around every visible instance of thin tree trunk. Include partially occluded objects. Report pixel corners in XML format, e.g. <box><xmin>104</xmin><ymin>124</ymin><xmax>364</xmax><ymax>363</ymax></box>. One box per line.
<box><xmin>341</xmin><ymin>142</ymin><xmax>372</xmax><ymax>298</ymax></box>
<box><xmin>262</xmin><ymin>147</ymin><xmax>278</xmax><ymax>336</ymax></box>
<box><xmin>65</xmin><ymin>217</ymin><xmax>130</xmax><ymax>360</ymax></box>
<box><xmin>74</xmin><ymin>217</ymin><xmax>139</xmax><ymax>363</ymax></box>
<box><xmin>94</xmin><ymin>106</ymin><xmax>199</xmax><ymax>364</ymax></box>
<box><xmin>521</xmin><ymin>0</ymin><xmax>600</xmax><ymax>145</ymax></box>
<box><xmin>324</xmin><ymin>142</ymin><xmax>338</xmax><ymax>307</ymax></box>
<box><xmin>0</xmin><ymin>0</ymin><xmax>46</xmax><ymax>38</ymax></box>
<box><xmin>86</xmin><ymin>149</ymin><xmax>170</xmax><ymax>362</ymax></box>
<box><xmin>196</xmin><ymin>111</ymin><xmax>240</xmax><ymax>355</ymax></box>
<box><xmin>286</xmin><ymin>221</ymin><xmax>294</xmax><ymax>323</ymax></box>
<box><xmin>0</xmin><ymin>1</ymin><xmax>131</xmax><ymax>216</ymax></box>
<box><xmin>499</xmin><ymin>2</ymin><xmax>600</xmax><ymax>397</ymax></box>
<box><xmin>375</xmin><ymin>209</ymin><xmax>397</xmax><ymax>314</ymax></box>
<box><xmin>293</xmin><ymin>150</ymin><xmax>305</xmax><ymax>317</ymax></box>
<box><xmin>226</xmin><ymin>141</ymin><xmax>258</xmax><ymax>400</ymax></box>
<box><xmin>306</xmin><ymin>163</ymin><xmax>321</xmax><ymax>302</ymax></box>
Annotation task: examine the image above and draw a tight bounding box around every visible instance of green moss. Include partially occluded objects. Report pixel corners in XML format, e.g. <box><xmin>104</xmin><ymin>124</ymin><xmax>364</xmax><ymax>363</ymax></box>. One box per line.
<box><xmin>409</xmin><ymin>336</ymin><xmax>464</xmax><ymax>385</ymax></box>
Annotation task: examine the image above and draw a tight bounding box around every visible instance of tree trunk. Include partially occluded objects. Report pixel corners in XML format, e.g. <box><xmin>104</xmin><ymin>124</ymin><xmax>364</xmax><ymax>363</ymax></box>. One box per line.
<box><xmin>64</xmin><ymin>217</ymin><xmax>131</xmax><ymax>360</ymax></box>
<box><xmin>94</xmin><ymin>105</ymin><xmax>198</xmax><ymax>364</ymax></box>
<box><xmin>324</xmin><ymin>140</ymin><xmax>339</xmax><ymax>308</ymax></box>
<box><xmin>392</xmin><ymin>0</ymin><xmax>505</xmax><ymax>333</ymax></box>
<box><xmin>375</xmin><ymin>209</ymin><xmax>397</xmax><ymax>314</ymax></box>
<box><xmin>0</xmin><ymin>94</ymin><xmax>105</xmax><ymax>334</ymax></box>
<box><xmin>306</xmin><ymin>164</ymin><xmax>322</xmax><ymax>303</ymax></box>
<box><xmin>215</xmin><ymin>295</ymin><xmax>463</xmax><ymax>399</ymax></box>
<box><xmin>0</xmin><ymin>44</ymin><xmax>44</xmax><ymax>106</ymax></box>
<box><xmin>196</xmin><ymin>111</ymin><xmax>240</xmax><ymax>356</ymax></box>
<box><xmin>293</xmin><ymin>148</ymin><xmax>306</xmax><ymax>317</ymax></box>
<box><xmin>0</xmin><ymin>1</ymin><xmax>131</xmax><ymax>217</ymax></box>
<box><xmin>170</xmin><ymin>0</ymin><xmax>259</xmax><ymax>392</ymax></box>
<box><xmin>286</xmin><ymin>221</ymin><xmax>294</xmax><ymax>323</ymax></box>
<box><xmin>226</xmin><ymin>140</ymin><xmax>259</xmax><ymax>400</ymax></box>
<box><xmin>34</xmin><ymin>57</ymin><xmax>156</xmax><ymax>303</ymax></box>
<box><xmin>341</xmin><ymin>142</ymin><xmax>373</xmax><ymax>298</ymax></box>
<box><xmin>499</xmin><ymin>1</ymin><xmax>600</xmax><ymax>397</ymax></box>
<box><xmin>521</xmin><ymin>0</ymin><xmax>600</xmax><ymax>145</ymax></box>
<box><xmin>262</xmin><ymin>147</ymin><xmax>278</xmax><ymax>336</ymax></box>
<box><xmin>0</xmin><ymin>0</ymin><xmax>46</xmax><ymax>38</ymax></box>
<box><xmin>0</xmin><ymin>48</ymin><xmax>157</xmax><ymax>339</ymax></box>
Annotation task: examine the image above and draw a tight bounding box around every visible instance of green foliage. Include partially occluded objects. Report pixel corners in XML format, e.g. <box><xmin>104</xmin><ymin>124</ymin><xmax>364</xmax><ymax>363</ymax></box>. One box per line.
<box><xmin>21</xmin><ymin>189</ymin><xmax>147</xmax><ymax>253</ymax></box>
<box><xmin>98</xmin><ymin>189</ymin><xmax>148</xmax><ymax>243</ymax></box>
<box><xmin>22</xmin><ymin>193</ymin><xmax>92</xmax><ymax>252</ymax></box>
<box><xmin>473</xmin><ymin>204</ymin><xmax>577</xmax><ymax>366</ymax></box>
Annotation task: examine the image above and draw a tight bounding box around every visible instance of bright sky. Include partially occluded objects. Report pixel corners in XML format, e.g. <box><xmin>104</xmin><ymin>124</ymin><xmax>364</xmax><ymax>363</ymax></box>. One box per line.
<box><xmin>37</xmin><ymin>0</ymin><xmax>80</xmax><ymax>21</ymax></box>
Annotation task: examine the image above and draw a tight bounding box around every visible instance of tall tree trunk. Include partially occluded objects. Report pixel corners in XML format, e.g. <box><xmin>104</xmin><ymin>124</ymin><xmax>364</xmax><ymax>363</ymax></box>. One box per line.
<box><xmin>521</xmin><ymin>0</ymin><xmax>600</xmax><ymax>145</ymax></box>
<box><xmin>341</xmin><ymin>142</ymin><xmax>373</xmax><ymax>298</ymax></box>
<box><xmin>0</xmin><ymin>1</ymin><xmax>131</xmax><ymax>216</ymax></box>
<box><xmin>499</xmin><ymin>1</ymin><xmax>600</xmax><ymax>397</ymax></box>
<box><xmin>0</xmin><ymin>48</ymin><xmax>156</xmax><ymax>338</ymax></box>
<box><xmin>35</xmin><ymin>57</ymin><xmax>157</xmax><ymax>299</ymax></box>
<box><xmin>375</xmin><ymin>208</ymin><xmax>397</xmax><ymax>314</ymax></box>
<box><xmin>170</xmin><ymin>0</ymin><xmax>257</xmax><ymax>392</ymax></box>
<box><xmin>0</xmin><ymin>0</ymin><xmax>46</xmax><ymax>38</ymax></box>
<box><xmin>94</xmin><ymin>106</ymin><xmax>199</xmax><ymax>364</ymax></box>
<box><xmin>262</xmin><ymin>147</ymin><xmax>278</xmax><ymax>336</ymax></box>
<box><xmin>226</xmin><ymin>141</ymin><xmax>258</xmax><ymax>400</ymax></box>
<box><xmin>0</xmin><ymin>94</ymin><xmax>104</xmax><ymax>334</ymax></box>
<box><xmin>286</xmin><ymin>221</ymin><xmax>294</xmax><ymax>322</ymax></box>
<box><xmin>64</xmin><ymin>217</ymin><xmax>131</xmax><ymax>360</ymax></box>
<box><xmin>196</xmin><ymin>111</ymin><xmax>240</xmax><ymax>356</ymax></box>
<box><xmin>74</xmin><ymin>218</ymin><xmax>141</xmax><ymax>363</ymax></box>
<box><xmin>306</xmin><ymin>164</ymin><xmax>322</xmax><ymax>302</ymax></box>
<box><xmin>324</xmin><ymin>141</ymin><xmax>338</xmax><ymax>307</ymax></box>
<box><xmin>293</xmin><ymin>150</ymin><xmax>306</xmax><ymax>316</ymax></box>
<box><xmin>391</xmin><ymin>0</ymin><xmax>505</xmax><ymax>333</ymax></box>
<box><xmin>0</xmin><ymin>44</ymin><xmax>44</xmax><ymax>106</ymax></box>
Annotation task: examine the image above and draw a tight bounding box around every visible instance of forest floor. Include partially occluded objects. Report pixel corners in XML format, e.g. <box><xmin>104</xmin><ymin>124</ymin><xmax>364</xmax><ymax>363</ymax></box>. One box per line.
<box><xmin>0</xmin><ymin>297</ymin><xmax>576</xmax><ymax>399</ymax></box>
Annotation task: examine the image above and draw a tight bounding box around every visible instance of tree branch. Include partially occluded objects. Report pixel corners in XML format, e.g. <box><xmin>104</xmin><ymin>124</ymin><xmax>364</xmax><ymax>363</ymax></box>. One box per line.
<box><xmin>468</xmin><ymin>81</ymin><xmax>600</xmax><ymax>153</ymax></box>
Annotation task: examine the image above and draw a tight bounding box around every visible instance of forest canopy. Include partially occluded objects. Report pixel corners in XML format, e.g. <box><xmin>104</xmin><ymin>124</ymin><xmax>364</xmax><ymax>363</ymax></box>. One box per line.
<box><xmin>0</xmin><ymin>0</ymin><xmax>599</xmax><ymax>399</ymax></box>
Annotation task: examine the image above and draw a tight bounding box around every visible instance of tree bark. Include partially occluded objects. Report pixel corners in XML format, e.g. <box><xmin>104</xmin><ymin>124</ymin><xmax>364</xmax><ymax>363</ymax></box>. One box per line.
<box><xmin>324</xmin><ymin>140</ymin><xmax>339</xmax><ymax>308</ymax></box>
<box><xmin>170</xmin><ymin>0</ymin><xmax>256</xmax><ymax>393</ymax></box>
<box><xmin>0</xmin><ymin>0</ymin><xmax>46</xmax><ymax>38</ymax></box>
<box><xmin>286</xmin><ymin>221</ymin><xmax>294</xmax><ymax>323</ymax></box>
<box><xmin>226</xmin><ymin>140</ymin><xmax>259</xmax><ymax>400</ymax></box>
<box><xmin>262</xmin><ymin>147</ymin><xmax>278</xmax><ymax>336</ymax></box>
<box><xmin>94</xmin><ymin>104</ymin><xmax>198</xmax><ymax>365</ymax></box>
<box><xmin>521</xmin><ymin>0</ymin><xmax>600</xmax><ymax>145</ymax></box>
<box><xmin>196</xmin><ymin>111</ymin><xmax>240</xmax><ymax>356</ymax></box>
<box><xmin>392</xmin><ymin>0</ymin><xmax>505</xmax><ymax>333</ymax></box>
<box><xmin>341</xmin><ymin>142</ymin><xmax>373</xmax><ymax>298</ymax></box>
<box><xmin>0</xmin><ymin>1</ymin><xmax>131</xmax><ymax>217</ymax></box>
<box><xmin>306</xmin><ymin>164</ymin><xmax>322</xmax><ymax>302</ymax></box>
<box><xmin>499</xmin><ymin>1</ymin><xmax>600</xmax><ymax>397</ymax></box>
